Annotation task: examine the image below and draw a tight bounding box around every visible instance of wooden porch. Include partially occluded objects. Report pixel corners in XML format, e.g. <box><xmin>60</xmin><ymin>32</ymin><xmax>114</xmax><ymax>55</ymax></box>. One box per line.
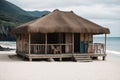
<box><xmin>17</xmin><ymin>42</ymin><xmax>106</xmax><ymax>62</ymax></box>
<box><xmin>17</xmin><ymin>53</ymin><xmax>106</xmax><ymax>62</ymax></box>
<box><xmin>16</xmin><ymin>33</ymin><xmax>107</xmax><ymax>62</ymax></box>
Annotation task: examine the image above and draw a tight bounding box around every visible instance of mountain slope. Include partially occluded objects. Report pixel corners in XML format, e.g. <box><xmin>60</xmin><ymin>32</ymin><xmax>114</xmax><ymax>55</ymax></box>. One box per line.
<box><xmin>0</xmin><ymin>0</ymin><xmax>37</xmax><ymax>41</ymax></box>
<box><xmin>0</xmin><ymin>0</ymin><xmax>50</xmax><ymax>41</ymax></box>
<box><xmin>0</xmin><ymin>0</ymin><xmax>37</xmax><ymax>23</ymax></box>
<box><xmin>0</xmin><ymin>0</ymin><xmax>30</xmax><ymax>16</ymax></box>
<box><xmin>28</xmin><ymin>11</ymin><xmax>50</xmax><ymax>17</ymax></box>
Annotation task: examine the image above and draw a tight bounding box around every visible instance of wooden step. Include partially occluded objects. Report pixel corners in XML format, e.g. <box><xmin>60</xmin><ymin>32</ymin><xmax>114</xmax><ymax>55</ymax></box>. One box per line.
<box><xmin>75</xmin><ymin>57</ymin><xmax>92</xmax><ymax>60</ymax></box>
<box><xmin>76</xmin><ymin>59</ymin><xmax>93</xmax><ymax>62</ymax></box>
<box><xmin>73</xmin><ymin>55</ymin><xmax>92</xmax><ymax>62</ymax></box>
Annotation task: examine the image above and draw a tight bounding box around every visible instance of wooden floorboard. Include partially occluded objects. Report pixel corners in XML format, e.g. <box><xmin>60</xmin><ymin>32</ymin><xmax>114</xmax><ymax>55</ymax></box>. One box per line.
<box><xmin>26</xmin><ymin>54</ymin><xmax>72</xmax><ymax>59</ymax></box>
<box><xmin>17</xmin><ymin>53</ymin><xmax>106</xmax><ymax>59</ymax></box>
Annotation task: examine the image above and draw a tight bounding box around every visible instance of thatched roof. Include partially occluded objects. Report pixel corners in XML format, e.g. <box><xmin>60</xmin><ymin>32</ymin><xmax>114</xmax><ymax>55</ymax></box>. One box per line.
<box><xmin>12</xmin><ymin>9</ymin><xmax>110</xmax><ymax>34</ymax></box>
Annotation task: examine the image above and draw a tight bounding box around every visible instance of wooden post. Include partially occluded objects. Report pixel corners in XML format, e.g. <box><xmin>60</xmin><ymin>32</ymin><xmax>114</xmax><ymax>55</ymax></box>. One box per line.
<box><xmin>105</xmin><ymin>34</ymin><xmax>107</xmax><ymax>54</ymax></box>
<box><xmin>60</xmin><ymin>58</ymin><xmax>62</xmax><ymax>62</ymax></box>
<box><xmin>45</xmin><ymin>33</ymin><xmax>47</xmax><ymax>54</ymax></box>
<box><xmin>28</xmin><ymin>33</ymin><xmax>32</xmax><ymax>61</ymax></box>
<box><xmin>103</xmin><ymin>34</ymin><xmax>107</xmax><ymax>60</ymax></box>
<box><xmin>16</xmin><ymin>35</ymin><xmax>17</xmax><ymax>52</ymax></box>
<box><xmin>72</xmin><ymin>33</ymin><xmax>74</xmax><ymax>54</ymax></box>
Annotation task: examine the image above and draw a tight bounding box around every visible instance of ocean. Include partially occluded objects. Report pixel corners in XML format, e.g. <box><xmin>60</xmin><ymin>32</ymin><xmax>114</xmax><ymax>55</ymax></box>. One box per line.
<box><xmin>0</xmin><ymin>41</ymin><xmax>16</xmax><ymax>49</ymax></box>
<box><xmin>94</xmin><ymin>37</ymin><xmax>120</xmax><ymax>55</ymax></box>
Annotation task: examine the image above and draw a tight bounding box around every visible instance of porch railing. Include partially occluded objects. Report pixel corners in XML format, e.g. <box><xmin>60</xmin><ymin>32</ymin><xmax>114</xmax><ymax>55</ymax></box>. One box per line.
<box><xmin>88</xmin><ymin>43</ymin><xmax>105</xmax><ymax>54</ymax></box>
<box><xmin>30</xmin><ymin>43</ymin><xmax>105</xmax><ymax>54</ymax></box>
<box><xmin>30</xmin><ymin>44</ymin><xmax>72</xmax><ymax>54</ymax></box>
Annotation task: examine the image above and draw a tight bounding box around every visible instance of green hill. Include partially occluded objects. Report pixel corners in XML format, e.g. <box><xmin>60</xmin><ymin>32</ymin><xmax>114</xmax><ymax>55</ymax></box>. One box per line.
<box><xmin>0</xmin><ymin>0</ymin><xmax>49</xmax><ymax>41</ymax></box>
<box><xmin>0</xmin><ymin>0</ymin><xmax>37</xmax><ymax>23</ymax></box>
<box><xmin>28</xmin><ymin>11</ymin><xmax>50</xmax><ymax>17</ymax></box>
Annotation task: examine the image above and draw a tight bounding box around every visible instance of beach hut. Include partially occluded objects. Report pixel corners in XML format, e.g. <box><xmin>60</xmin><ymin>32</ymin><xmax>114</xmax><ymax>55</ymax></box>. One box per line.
<box><xmin>12</xmin><ymin>9</ymin><xmax>110</xmax><ymax>61</ymax></box>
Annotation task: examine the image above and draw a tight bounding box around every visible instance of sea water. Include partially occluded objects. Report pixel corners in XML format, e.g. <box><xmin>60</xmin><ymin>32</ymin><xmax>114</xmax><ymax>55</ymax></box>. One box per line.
<box><xmin>0</xmin><ymin>41</ymin><xmax>16</xmax><ymax>53</ymax></box>
<box><xmin>94</xmin><ymin>37</ymin><xmax>120</xmax><ymax>55</ymax></box>
<box><xmin>0</xmin><ymin>41</ymin><xmax>16</xmax><ymax>49</ymax></box>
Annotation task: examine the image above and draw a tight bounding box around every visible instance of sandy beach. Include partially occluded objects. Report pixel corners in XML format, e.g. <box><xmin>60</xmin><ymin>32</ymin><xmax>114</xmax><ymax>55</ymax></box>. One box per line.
<box><xmin>0</xmin><ymin>40</ymin><xmax>120</xmax><ymax>80</ymax></box>
<box><xmin>0</xmin><ymin>51</ymin><xmax>120</xmax><ymax>80</ymax></box>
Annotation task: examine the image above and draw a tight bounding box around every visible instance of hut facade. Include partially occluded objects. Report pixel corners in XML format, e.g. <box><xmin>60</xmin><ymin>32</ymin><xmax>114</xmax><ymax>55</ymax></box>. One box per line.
<box><xmin>12</xmin><ymin>9</ymin><xmax>110</xmax><ymax>61</ymax></box>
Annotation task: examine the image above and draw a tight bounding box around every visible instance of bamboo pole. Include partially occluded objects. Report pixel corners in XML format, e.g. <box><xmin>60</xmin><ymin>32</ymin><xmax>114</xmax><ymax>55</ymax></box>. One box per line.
<box><xmin>28</xmin><ymin>33</ymin><xmax>32</xmax><ymax>61</ymax></box>
<box><xmin>105</xmin><ymin>34</ymin><xmax>107</xmax><ymax>54</ymax></box>
<box><xmin>20</xmin><ymin>34</ymin><xmax>22</xmax><ymax>52</ymax></box>
<box><xmin>45</xmin><ymin>33</ymin><xmax>47</xmax><ymax>54</ymax></box>
<box><xmin>16</xmin><ymin>35</ymin><xmax>17</xmax><ymax>52</ymax></box>
<box><xmin>72</xmin><ymin>33</ymin><xmax>74</xmax><ymax>54</ymax></box>
<box><xmin>103</xmin><ymin>34</ymin><xmax>107</xmax><ymax>60</ymax></box>
<box><xmin>84</xmin><ymin>34</ymin><xmax>86</xmax><ymax>53</ymax></box>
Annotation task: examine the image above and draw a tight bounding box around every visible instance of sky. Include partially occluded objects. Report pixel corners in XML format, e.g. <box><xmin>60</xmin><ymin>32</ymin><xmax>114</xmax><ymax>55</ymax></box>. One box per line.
<box><xmin>7</xmin><ymin>0</ymin><xmax>120</xmax><ymax>37</ymax></box>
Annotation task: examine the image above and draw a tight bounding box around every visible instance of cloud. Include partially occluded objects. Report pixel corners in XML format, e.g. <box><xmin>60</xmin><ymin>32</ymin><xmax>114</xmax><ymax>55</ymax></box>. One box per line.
<box><xmin>7</xmin><ymin>0</ymin><xmax>120</xmax><ymax>20</ymax></box>
<box><xmin>57</xmin><ymin>4</ymin><xmax>120</xmax><ymax>20</ymax></box>
<box><xmin>89</xmin><ymin>19</ymin><xmax>120</xmax><ymax>37</ymax></box>
<box><xmin>7</xmin><ymin>0</ymin><xmax>120</xmax><ymax>10</ymax></box>
<box><xmin>6</xmin><ymin>0</ymin><xmax>120</xmax><ymax>37</ymax></box>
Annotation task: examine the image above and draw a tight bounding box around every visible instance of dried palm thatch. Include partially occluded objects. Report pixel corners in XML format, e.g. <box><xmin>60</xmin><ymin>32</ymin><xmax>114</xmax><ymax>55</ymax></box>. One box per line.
<box><xmin>12</xmin><ymin>9</ymin><xmax>110</xmax><ymax>34</ymax></box>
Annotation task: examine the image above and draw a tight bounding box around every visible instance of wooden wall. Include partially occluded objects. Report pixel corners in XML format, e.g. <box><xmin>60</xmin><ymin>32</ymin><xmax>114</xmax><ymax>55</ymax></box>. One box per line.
<box><xmin>65</xmin><ymin>33</ymin><xmax>72</xmax><ymax>53</ymax></box>
<box><xmin>16</xmin><ymin>33</ymin><xmax>29</xmax><ymax>53</ymax></box>
<box><xmin>16</xmin><ymin>33</ymin><xmax>93</xmax><ymax>54</ymax></box>
<box><xmin>80</xmin><ymin>33</ymin><xmax>93</xmax><ymax>53</ymax></box>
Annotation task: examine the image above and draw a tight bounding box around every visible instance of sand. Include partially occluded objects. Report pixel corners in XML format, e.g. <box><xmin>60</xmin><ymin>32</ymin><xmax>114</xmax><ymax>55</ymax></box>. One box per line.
<box><xmin>0</xmin><ymin>51</ymin><xmax>120</xmax><ymax>80</ymax></box>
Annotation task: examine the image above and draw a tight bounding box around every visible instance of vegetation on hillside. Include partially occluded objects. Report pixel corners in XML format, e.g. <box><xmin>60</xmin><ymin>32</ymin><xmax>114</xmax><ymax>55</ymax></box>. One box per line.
<box><xmin>0</xmin><ymin>0</ymin><xmax>50</xmax><ymax>41</ymax></box>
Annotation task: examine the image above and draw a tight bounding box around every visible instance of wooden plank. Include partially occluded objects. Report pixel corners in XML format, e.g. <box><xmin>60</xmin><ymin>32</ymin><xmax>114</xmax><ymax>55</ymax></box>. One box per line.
<box><xmin>16</xmin><ymin>35</ymin><xmax>18</xmax><ymax>52</ymax></box>
<box><xmin>45</xmin><ymin>33</ymin><xmax>47</xmax><ymax>54</ymax></box>
<box><xmin>80</xmin><ymin>33</ymin><xmax>84</xmax><ymax>41</ymax></box>
<box><xmin>105</xmin><ymin>34</ymin><xmax>107</xmax><ymax>54</ymax></box>
<box><xmin>28</xmin><ymin>34</ymin><xmax>32</xmax><ymax>61</ymax></box>
<box><xmin>29</xmin><ymin>34</ymin><xmax>31</xmax><ymax>56</ymax></box>
<box><xmin>29</xmin><ymin>57</ymin><xmax>32</xmax><ymax>61</ymax></box>
<box><xmin>72</xmin><ymin>33</ymin><xmax>74</xmax><ymax>54</ymax></box>
<box><xmin>66</xmin><ymin>33</ymin><xmax>72</xmax><ymax>53</ymax></box>
<box><xmin>84</xmin><ymin>34</ymin><xmax>88</xmax><ymax>42</ymax></box>
<box><xmin>26</xmin><ymin>53</ymin><xmax>106</xmax><ymax>57</ymax></box>
<box><xmin>88</xmin><ymin>34</ymin><xmax>92</xmax><ymax>41</ymax></box>
<box><xmin>21</xmin><ymin>34</ymin><xmax>23</xmax><ymax>52</ymax></box>
<box><xmin>30</xmin><ymin>44</ymin><xmax>72</xmax><ymax>46</ymax></box>
<box><xmin>17</xmin><ymin>53</ymin><xmax>106</xmax><ymax>61</ymax></box>
<box><xmin>25</xmin><ymin>53</ymin><xmax>106</xmax><ymax>59</ymax></box>
<box><xmin>84</xmin><ymin>34</ymin><xmax>86</xmax><ymax>52</ymax></box>
<box><xmin>91</xmin><ymin>34</ymin><xmax>93</xmax><ymax>42</ymax></box>
<box><xmin>26</xmin><ymin>54</ymin><xmax>72</xmax><ymax>59</ymax></box>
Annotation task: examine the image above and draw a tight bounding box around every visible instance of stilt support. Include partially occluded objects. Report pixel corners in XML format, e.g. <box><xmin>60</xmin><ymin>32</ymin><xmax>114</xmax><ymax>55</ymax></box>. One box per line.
<box><xmin>29</xmin><ymin>57</ymin><xmax>32</xmax><ymax>61</ymax></box>
<box><xmin>103</xmin><ymin>56</ymin><xmax>106</xmax><ymax>60</ymax></box>
<box><xmin>60</xmin><ymin>57</ymin><xmax>62</xmax><ymax>62</ymax></box>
